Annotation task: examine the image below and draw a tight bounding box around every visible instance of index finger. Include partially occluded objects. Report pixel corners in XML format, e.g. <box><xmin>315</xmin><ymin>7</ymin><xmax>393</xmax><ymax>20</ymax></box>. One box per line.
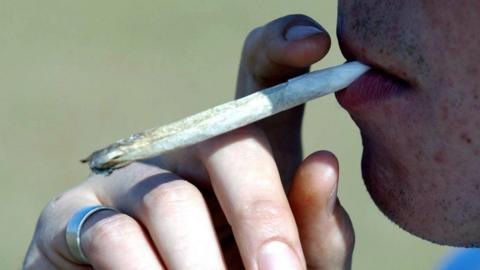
<box><xmin>197</xmin><ymin>126</ymin><xmax>305</xmax><ymax>270</ymax></box>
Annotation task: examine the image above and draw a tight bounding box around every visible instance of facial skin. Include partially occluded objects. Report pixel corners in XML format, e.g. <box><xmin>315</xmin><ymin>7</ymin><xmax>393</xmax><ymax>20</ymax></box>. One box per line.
<box><xmin>337</xmin><ymin>0</ymin><xmax>480</xmax><ymax>246</ymax></box>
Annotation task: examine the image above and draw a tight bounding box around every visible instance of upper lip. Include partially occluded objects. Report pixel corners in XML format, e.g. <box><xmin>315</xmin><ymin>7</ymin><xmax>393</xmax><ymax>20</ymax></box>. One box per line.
<box><xmin>337</xmin><ymin>36</ymin><xmax>412</xmax><ymax>86</ymax></box>
<box><xmin>338</xmin><ymin>37</ymin><xmax>386</xmax><ymax>75</ymax></box>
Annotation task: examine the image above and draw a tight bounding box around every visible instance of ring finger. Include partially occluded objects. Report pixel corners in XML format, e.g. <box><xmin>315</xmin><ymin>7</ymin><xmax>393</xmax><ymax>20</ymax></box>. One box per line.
<box><xmin>94</xmin><ymin>163</ymin><xmax>226</xmax><ymax>269</ymax></box>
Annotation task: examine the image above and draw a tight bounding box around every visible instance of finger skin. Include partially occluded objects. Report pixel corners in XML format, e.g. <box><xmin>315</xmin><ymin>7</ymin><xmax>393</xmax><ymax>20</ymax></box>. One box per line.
<box><xmin>25</xmin><ymin>188</ymin><xmax>101</xmax><ymax>269</ymax></box>
<box><xmin>130</xmin><ymin>179</ymin><xmax>226</xmax><ymax>269</ymax></box>
<box><xmin>94</xmin><ymin>163</ymin><xmax>226</xmax><ymax>269</ymax></box>
<box><xmin>24</xmin><ymin>243</ymin><xmax>63</xmax><ymax>270</ymax></box>
<box><xmin>289</xmin><ymin>151</ymin><xmax>354</xmax><ymax>270</ymax></box>
<box><xmin>80</xmin><ymin>210</ymin><xmax>164</xmax><ymax>270</ymax></box>
<box><xmin>238</xmin><ymin>14</ymin><xmax>330</xmax><ymax>88</ymax></box>
<box><xmin>236</xmin><ymin>14</ymin><xmax>331</xmax><ymax>186</ymax></box>
<box><xmin>198</xmin><ymin>127</ymin><xmax>305</xmax><ymax>269</ymax></box>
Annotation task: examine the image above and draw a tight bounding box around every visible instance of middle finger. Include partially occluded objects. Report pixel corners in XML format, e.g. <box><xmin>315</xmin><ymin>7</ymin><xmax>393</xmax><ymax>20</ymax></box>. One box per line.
<box><xmin>197</xmin><ymin>126</ymin><xmax>305</xmax><ymax>270</ymax></box>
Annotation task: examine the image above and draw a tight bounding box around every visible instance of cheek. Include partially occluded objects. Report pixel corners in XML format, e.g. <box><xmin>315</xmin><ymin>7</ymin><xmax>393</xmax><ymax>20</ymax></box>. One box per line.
<box><xmin>430</xmin><ymin>74</ymin><xmax>480</xmax><ymax>160</ymax></box>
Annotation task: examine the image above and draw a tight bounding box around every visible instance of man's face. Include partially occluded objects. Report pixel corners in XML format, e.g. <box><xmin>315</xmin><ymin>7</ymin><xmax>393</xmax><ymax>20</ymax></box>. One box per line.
<box><xmin>336</xmin><ymin>0</ymin><xmax>480</xmax><ymax>246</ymax></box>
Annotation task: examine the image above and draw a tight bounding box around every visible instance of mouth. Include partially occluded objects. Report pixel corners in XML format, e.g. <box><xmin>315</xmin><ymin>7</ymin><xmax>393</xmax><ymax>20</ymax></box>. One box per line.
<box><xmin>335</xmin><ymin>39</ymin><xmax>412</xmax><ymax>111</ymax></box>
<box><xmin>335</xmin><ymin>69</ymin><xmax>410</xmax><ymax>110</ymax></box>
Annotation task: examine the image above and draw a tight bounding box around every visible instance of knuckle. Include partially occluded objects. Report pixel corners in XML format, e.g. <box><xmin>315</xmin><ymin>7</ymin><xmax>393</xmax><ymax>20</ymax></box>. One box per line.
<box><xmin>242</xmin><ymin>27</ymin><xmax>265</xmax><ymax>68</ymax></box>
<box><xmin>41</xmin><ymin>187</ymin><xmax>89</xmax><ymax>223</ymax></box>
<box><xmin>82</xmin><ymin>214</ymin><xmax>141</xmax><ymax>252</ymax></box>
<box><xmin>236</xmin><ymin>200</ymin><xmax>291</xmax><ymax>228</ymax></box>
<box><xmin>140</xmin><ymin>180</ymin><xmax>202</xmax><ymax>214</ymax></box>
<box><xmin>123</xmin><ymin>161</ymin><xmax>168</xmax><ymax>177</ymax></box>
<box><xmin>36</xmin><ymin>191</ymin><xmax>73</xmax><ymax>246</ymax></box>
<box><xmin>41</xmin><ymin>192</ymin><xmax>68</xmax><ymax>218</ymax></box>
<box><xmin>243</xmin><ymin>27</ymin><xmax>263</xmax><ymax>51</ymax></box>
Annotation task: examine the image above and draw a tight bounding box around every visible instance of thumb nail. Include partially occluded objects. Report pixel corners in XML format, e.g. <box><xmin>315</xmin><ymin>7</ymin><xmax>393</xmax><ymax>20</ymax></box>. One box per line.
<box><xmin>285</xmin><ymin>25</ymin><xmax>323</xmax><ymax>41</ymax></box>
<box><xmin>258</xmin><ymin>241</ymin><xmax>302</xmax><ymax>270</ymax></box>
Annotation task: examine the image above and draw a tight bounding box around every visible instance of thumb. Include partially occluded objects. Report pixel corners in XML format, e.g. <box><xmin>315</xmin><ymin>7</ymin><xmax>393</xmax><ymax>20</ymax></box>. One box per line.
<box><xmin>236</xmin><ymin>14</ymin><xmax>331</xmax><ymax>185</ymax></box>
<box><xmin>237</xmin><ymin>14</ymin><xmax>331</xmax><ymax>94</ymax></box>
<box><xmin>288</xmin><ymin>151</ymin><xmax>354</xmax><ymax>270</ymax></box>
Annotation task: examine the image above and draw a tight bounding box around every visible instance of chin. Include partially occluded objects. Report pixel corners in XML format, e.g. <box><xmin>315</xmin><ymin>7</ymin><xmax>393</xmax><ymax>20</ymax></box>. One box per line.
<box><xmin>359</xmin><ymin>134</ymin><xmax>480</xmax><ymax>248</ymax></box>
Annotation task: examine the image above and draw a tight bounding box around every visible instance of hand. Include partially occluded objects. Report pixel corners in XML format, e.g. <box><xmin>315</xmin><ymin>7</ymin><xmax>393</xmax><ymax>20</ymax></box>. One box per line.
<box><xmin>24</xmin><ymin>15</ymin><xmax>354</xmax><ymax>270</ymax></box>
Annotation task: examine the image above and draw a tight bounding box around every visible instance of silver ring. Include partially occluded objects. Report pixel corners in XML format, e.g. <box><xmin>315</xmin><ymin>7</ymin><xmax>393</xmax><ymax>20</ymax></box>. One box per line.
<box><xmin>65</xmin><ymin>205</ymin><xmax>119</xmax><ymax>264</ymax></box>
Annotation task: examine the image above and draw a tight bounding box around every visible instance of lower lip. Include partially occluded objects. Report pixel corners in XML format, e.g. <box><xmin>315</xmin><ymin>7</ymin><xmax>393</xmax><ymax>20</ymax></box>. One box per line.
<box><xmin>335</xmin><ymin>69</ymin><xmax>408</xmax><ymax>111</ymax></box>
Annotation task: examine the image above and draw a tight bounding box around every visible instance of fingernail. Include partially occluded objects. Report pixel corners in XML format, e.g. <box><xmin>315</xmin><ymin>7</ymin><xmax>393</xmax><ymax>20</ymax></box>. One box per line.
<box><xmin>258</xmin><ymin>241</ymin><xmax>301</xmax><ymax>270</ymax></box>
<box><xmin>285</xmin><ymin>25</ymin><xmax>323</xmax><ymax>41</ymax></box>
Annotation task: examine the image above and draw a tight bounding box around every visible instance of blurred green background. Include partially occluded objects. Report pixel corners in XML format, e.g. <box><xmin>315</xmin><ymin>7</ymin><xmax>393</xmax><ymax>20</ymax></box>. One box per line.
<box><xmin>1</xmin><ymin>0</ymin><xmax>451</xmax><ymax>269</ymax></box>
